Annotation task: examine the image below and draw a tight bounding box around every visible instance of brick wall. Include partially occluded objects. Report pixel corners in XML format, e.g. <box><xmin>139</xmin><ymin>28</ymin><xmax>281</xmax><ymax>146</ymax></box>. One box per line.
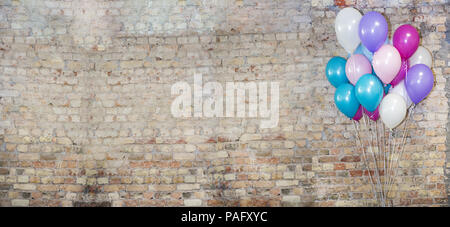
<box><xmin>0</xmin><ymin>0</ymin><xmax>448</xmax><ymax>207</ymax></box>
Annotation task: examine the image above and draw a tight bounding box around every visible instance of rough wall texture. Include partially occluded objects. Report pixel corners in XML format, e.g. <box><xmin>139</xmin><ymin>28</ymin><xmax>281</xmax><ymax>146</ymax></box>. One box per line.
<box><xmin>0</xmin><ymin>0</ymin><xmax>448</xmax><ymax>207</ymax></box>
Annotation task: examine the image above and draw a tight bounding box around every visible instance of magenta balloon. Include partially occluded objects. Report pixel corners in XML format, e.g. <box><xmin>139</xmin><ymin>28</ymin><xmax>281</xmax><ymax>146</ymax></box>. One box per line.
<box><xmin>393</xmin><ymin>24</ymin><xmax>420</xmax><ymax>59</ymax></box>
<box><xmin>390</xmin><ymin>59</ymin><xmax>409</xmax><ymax>87</ymax></box>
<box><xmin>363</xmin><ymin>106</ymin><xmax>380</xmax><ymax>121</ymax></box>
<box><xmin>359</xmin><ymin>11</ymin><xmax>388</xmax><ymax>52</ymax></box>
<box><xmin>345</xmin><ymin>54</ymin><xmax>372</xmax><ymax>85</ymax></box>
<box><xmin>353</xmin><ymin>105</ymin><xmax>363</xmax><ymax>121</ymax></box>
<box><xmin>405</xmin><ymin>64</ymin><xmax>434</xmax><ymax>104</ymax></box>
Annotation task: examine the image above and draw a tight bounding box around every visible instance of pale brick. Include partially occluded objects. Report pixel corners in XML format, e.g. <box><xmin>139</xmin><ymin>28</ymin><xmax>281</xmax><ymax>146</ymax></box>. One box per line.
<box><xmin>184</xmin><ymin>199</ymin><xmax>202</xmax><ymax>207</ymax></box>
<box><xmin>173</xmin><ymin>152</ymin><xmax>195</xmax><ymax>160</ymax></box>
<box><xmin>12</xmin><ymin>199</ymin><xmax>29</xmax><ymax>207</ymax></box>
<box><xmin>14</xmin><ymin>184</ymin><xmax>36</xmax><ymax>191</ymax></box>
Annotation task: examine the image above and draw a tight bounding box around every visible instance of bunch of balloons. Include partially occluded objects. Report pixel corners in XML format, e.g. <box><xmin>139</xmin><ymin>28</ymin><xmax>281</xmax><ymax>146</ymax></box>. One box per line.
<box><xmin>328</xmin><ymin>7</ymin><xmax>434</xmax><ymax>129</ymax></box>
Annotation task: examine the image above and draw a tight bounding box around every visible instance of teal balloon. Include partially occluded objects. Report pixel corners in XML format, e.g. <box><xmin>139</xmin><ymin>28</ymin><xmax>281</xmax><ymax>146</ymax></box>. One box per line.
<box><xmin>326</xmin><ymin>57</ymin><xmax>348</xmax><ymax>88</ymax></box>
<box><xmin>355</xmin><ymin>74</ymin><xmax>384</xmax><ymax>112</ymax></box>
<box><xmin>334</xmin><ymin>83</ymin><xmax>360</xmax><ymax>118</ymax></box>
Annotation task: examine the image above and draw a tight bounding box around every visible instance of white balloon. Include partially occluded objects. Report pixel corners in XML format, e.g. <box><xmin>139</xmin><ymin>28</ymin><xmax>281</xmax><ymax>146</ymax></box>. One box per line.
<box><xmin>408</xmin><ymin>46</ymin><xmax>432</xmax><ymax>68</ymax></box>
<box><xmin>388</xmin><ymin>80</ymin><xmax>413</xmax><ymax>108</ymax></box>
<box><xmin>380</xmin><ymin>93</ymin><xmax>407</xmax><ymax>129</ymax></box>
<box><xmin>335</xmin><ymin>7</ymin><xmax>362</xmax><ymax>54</ymax></box>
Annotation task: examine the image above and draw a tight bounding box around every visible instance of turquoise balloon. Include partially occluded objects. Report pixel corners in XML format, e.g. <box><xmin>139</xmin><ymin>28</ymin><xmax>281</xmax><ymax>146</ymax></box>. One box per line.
<box><xmin>326</xmin><ymin>57</ymin><xmax>348</xmax><ymax>88</ymax></box>
<box><xmin>334</xmin><ymin>83</ymin><xmax>360</xmax><ymax>118</ymax></box>
<box><xmin>355</xmin><ymin>74</ymin><xmax>384</xmax><ymax>112</ymax></box>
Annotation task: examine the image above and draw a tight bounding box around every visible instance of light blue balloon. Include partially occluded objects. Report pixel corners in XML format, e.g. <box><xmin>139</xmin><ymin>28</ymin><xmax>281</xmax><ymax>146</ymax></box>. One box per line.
<box><xmin>355</xmin><ymin>74</ymin><xmax>384</xmax><ymax>112</ymax></box>
<box><xmin>354</xmin><ymin>38</ymin><xmax>389</xmax><ymax>62</ymax></box>
<box><xmin>334</xmin><ymin>83</ymin><xmax>360</xmax><ymax>119</ymax></box>
<box><xmin>385</xmin><ymin>38</ymin><xmax>391</xmax><ymax>45</ymax></box>
<box><xmin>326</xmin><ymin>57</ymin><xmax>348</xmax><ymax>88</ymax></box>
<box><xmin>354</xmin><ymin>44</ymin><xmax>374</xmax><ymax>62</ymax></box>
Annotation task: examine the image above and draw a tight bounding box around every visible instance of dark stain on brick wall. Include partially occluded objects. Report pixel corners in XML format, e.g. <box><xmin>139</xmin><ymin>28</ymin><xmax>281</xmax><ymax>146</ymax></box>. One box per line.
<box><xmin>334</xmin><ymin>0</ymin><xmax>348</xmax><ymax>8</ymax></box>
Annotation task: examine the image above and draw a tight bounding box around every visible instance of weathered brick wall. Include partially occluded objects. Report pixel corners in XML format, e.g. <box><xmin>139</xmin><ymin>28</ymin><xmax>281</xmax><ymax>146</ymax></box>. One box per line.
<box><xmin>0</xmin><ymin>0</ymin><xmax>448</xmax><ymax>207</ymax></box>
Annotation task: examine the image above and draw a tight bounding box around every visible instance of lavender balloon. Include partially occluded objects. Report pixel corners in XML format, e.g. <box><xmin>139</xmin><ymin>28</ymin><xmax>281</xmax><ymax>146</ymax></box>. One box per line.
<box><xmin>405</xmin><ymin>64</ymin><xmax>434</xmax><ymax>104</ymax></box>
<box><xmin>358</xmin><ymin>11</ymin><xmax>388</xmax><ymax>52</ymax></box>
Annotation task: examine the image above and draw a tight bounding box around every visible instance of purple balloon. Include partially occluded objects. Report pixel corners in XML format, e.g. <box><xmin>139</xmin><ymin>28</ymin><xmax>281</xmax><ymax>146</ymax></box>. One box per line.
<box><xmin>390</xmin><ymin>59</ymin><xmax>409</xmax><ymax>87</ymax></box>
<box><xmin>405</xmin><ymin>64</ymin><xmax>434</xmax><ymax>104</ymax></box>
<box><xmin>353</xmin><ymin>105</ymin><xmax>363</xmax><ymax>121</ymax></box>
<box><xmin>393</xmin><ymin>24</ymin><xmax>419</xmax><ymax>59</ymax></box>
<box><xmin>359</xmin><ymin>11</ymin><xmax>388</xmax><ymax>52</ymax></box>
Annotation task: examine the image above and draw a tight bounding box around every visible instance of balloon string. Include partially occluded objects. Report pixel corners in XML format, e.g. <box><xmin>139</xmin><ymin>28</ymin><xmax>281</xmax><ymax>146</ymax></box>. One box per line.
<box><xmin>386</xmin><ymin>125</ymin><xmax>392</xmax><ymax>199</ymax></box>
<box><xmin>353</xmin><ymin>120</ymin><xmax>379</xmax><ymax>205</ymax></box>
<box><xmin>387</xmin><ymin>105</ymin><xmax>415</xmax><ymax>198</ymax></box>
<box><xmin>378</xmin><ymin>119</ymin><xmax>388</xmax><ymax>204</ymax></box>
<box><xmin>387</xmin><ymin>127</ymin><xmax>399</xmax><ymax>196</ymax></box>
<box><xmin>387</xmin><ymin>105</ymin><xmax>412</xmax><ymax>197</ymax></box>
<box><xmin>386</xmin><ymin>125</ymin><xmax>397</xmax><ymax>204</ymax></box>
<box><xmin>381</xmin><ymin>120</ymin><xmax>387</xmax><ymax>202</ymax></box>
<box><xmin>388</xmin><ymin>127</ymin><xmax>396</xmax><ymax>199</ymax></box>
<box><xmin>374</xmin><ymin>118</ymin><xmax>386</xmax><ymax>206</ymax></box>
<box><xmin>374</xmin><ymin>117</ymin><xmax>386</xmax><ymax>206</ymax></box>
<box><xmin>380</xmin><ymin>120</ymin><xmax>388</xmax><ymax>202</ymax></box>
<box><xmin>375</xmin><ymin>118</ymin><xmax>383</xmax><ymax>196</ymax></box>
<box><xmin>364</xmin><ymin>114</ymin><xmax>385</xmax><ymax>206</ymax></box>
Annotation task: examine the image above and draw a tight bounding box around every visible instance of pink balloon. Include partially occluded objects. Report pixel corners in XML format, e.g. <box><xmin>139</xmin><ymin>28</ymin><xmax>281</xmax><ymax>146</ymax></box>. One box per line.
<box><xmin>372</xmin><ymin>44</ymin><xmax>401</xmax><ymax>84</ymax></box>
<box><xmin>345</xmin><ymin>54</ymin><xmax>372</xmax><ymax>85</ymax></box>
<box><xmin>393</xmin><ymin>24</ymin><xmax>420</xmax><ymax>59</ymax></box>
<box><xmin>390</xmin><ymin>58</ymin><xmax>409</xmax><ymax>87</ymax></box>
